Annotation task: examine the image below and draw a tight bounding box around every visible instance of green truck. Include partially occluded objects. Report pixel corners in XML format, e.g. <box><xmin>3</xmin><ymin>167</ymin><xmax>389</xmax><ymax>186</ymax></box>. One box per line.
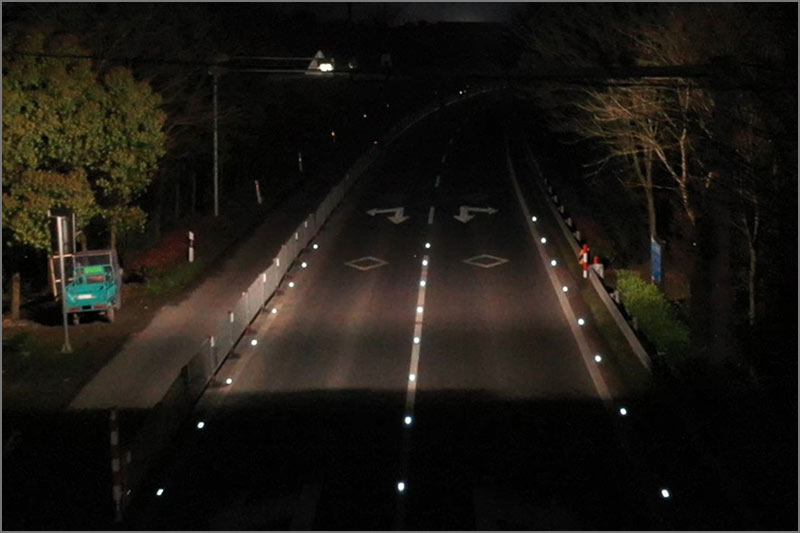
<box><xmin>50</xmin><ymin>249</ymin><xmax>122</xmax><ymax>324</ymax></box>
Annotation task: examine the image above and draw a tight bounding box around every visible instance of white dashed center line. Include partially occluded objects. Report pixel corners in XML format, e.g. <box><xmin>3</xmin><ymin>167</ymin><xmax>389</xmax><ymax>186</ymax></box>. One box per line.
<box><xmin>435</xmin><ymin>175</ymin><xmax>441</xmax><ymax>188</ymax></box>
<box><xmin>428</xmin><ymin>206</ymin><xmax>435</xmax><ymax>225</ymax></box>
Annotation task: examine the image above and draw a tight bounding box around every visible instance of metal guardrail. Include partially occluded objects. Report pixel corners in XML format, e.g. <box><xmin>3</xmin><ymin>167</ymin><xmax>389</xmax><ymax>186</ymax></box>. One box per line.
<box><xmin>118</xmin><ymin>82</ymin><xmax>507</xmax><ymax>520</ymax></box>
<box><xmin>518</xmin><ymin>139</ymin><xmax>652</xmax><ymax>372</ymax></box>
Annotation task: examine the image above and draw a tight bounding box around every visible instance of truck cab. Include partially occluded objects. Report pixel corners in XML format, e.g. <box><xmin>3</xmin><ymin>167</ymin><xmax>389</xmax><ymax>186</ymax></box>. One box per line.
<box><xmin>61</xmin><ymin>250</ymin><xmax>122</xmax><ymax>323</ymax></box>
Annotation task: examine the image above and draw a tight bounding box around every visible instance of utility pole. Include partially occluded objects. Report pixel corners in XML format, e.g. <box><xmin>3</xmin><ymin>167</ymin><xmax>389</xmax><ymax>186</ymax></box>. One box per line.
<box><xmin>212</xmin><ymin>71</ymin><xmax>220</xmax><ymax>218</ymax></box>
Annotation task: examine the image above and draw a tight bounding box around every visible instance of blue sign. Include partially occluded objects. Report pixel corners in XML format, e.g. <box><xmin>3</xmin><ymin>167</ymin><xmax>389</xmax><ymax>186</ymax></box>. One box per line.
<box><xmin>651</xmin><ymin>238</ymin><xmax>662</xmax><ymax>284</ymax></box>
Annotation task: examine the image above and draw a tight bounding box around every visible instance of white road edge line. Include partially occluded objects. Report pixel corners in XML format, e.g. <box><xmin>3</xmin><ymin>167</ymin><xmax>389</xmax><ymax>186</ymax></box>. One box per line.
<box><xmin>504</xmin><ymin>136</ymin><xmax>612</xmax><ymax>406</ymax></box>
<box><xmin>405</xmin><ymin>255</ymin><xmax>429</xmax><ymax>414</ymax></box>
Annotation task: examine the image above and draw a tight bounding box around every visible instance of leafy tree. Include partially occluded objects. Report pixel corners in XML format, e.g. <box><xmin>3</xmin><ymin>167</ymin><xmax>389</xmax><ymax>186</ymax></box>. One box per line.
<box><xmin>2</xmin><ymin>27</ymin><xmax>166</xmax><ymax>251</ymax></box>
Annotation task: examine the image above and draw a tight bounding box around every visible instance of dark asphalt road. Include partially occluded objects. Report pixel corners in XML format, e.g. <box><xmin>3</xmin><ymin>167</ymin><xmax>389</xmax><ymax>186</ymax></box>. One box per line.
<box><xmin>126</xmin><ymin>101</ymin><xmax>755</xmax><ymax>529</ymax></box>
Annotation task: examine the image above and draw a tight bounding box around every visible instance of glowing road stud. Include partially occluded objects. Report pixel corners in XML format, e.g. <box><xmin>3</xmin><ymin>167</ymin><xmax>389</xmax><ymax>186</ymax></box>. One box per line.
<box><xmin>550</xmin><ymin>259</ymin><xmax>557</xmax><ymax>266</ymax></box>
<box><xmin>271</xmin><ymin>308</ymin><xmax>278</xmax><ymax>314</ymax></box>
<box><xmin>661</xmin><ymin>488</ymin><xmax>671</xmax><ymax>499</ymax></box>
<box><xmin>397</xmin><ymin>481</ymin><xmax>406</xmax><ymax>493</ymax></box>
<box><xmin>404</xmin><ymin>416</ymin><xmax>413</xmax><ymax>426</ymax></box>
<box><xmin>301</xmin><ymin>262</ymin><xmax>308</xmax><ymax>269</ymax></box>
<box><xmin>250</xmin><ymin>339</ymin><xmax>258</xmax><ymax>346</ymax></box>
<box><xmin>562</xmin><ymin>286</ymin><xmax>569</xmax><ymax>293</ymax></box>
<box><xmin>422</xmin><ymin>259</ymin><xmax>428</xmax><ymax>266</ymax></box>
<box><xmin>416</xmin><ymin>306</ymin><xmax>423</xmax><ymax>314</ymax></box>
<box><xmin>413</xmin><ymin>336</ymin><xmax>420</xmax><ymax>344</ymax></box>
<box><xmin>420</xmin><ymin>280</ymin><xmax>426</xmax><ymax>287</ymax></box>
<box><xmin>425</xmin><ymin>242</ymin><xmax>431</xmax><ymax>249</ymax></box>
<box><xmin>577</xmin><ymin>318</ymin><xmax>585</xmax><ymax>326</ymax></box>
<box><xmin>409</xmin><ymin>373</ymin><xmax>416</xmax><ymax>382</ymax></box>
<box><xmin>540</xmin><ymin>237</ymin><xmax>547</xmax><ymax>244</ymax></box>
<box><xmin>156</xmin><ymin>488</ymin><xmax>164</xmax><ymax>497</ymax></box>
<box><xmin>197</xmin><ymin>421</ymin><xmax>205</xmax><ymax>429</ymax></box>
<box><xmin>288</xmin><ymin>281</ymin><xmax>295</xmax><ymax>288</ymax></box>
<box><xmin>312</xmin><ymin>243</ymin><xmax>319</xmax><ymax>250</ymax></box>
<box><xmin>225</xmin><ymin>378</ymin><xmax>233</xmax><ymax>386</ymax></box>
<box><xmin>531</xmin><ymin>216</ymin><xmax>538</xmax><ymax>222</ymax></box>
<box><xmin>594</xmin><ymin>354</ymin><xmax>602</xmax><ymax>363</ymax></box>
<box><xmin>619</xmin><ymin>407</ymin><xmax>628</xmax><ymax>416</ymax></box>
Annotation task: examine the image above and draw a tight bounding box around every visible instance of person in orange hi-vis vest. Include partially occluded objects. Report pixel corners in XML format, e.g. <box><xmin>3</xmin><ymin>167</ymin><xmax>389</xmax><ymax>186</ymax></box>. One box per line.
<box><xmin>578</xmin><ymin>243</ymin><xmax>590</xmax><ymax>279</ymax></box>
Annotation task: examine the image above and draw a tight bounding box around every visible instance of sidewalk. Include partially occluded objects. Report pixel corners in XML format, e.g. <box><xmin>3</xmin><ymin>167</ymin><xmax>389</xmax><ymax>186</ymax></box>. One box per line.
<box><xmin>69</xmin><ymin>163</ymin><xmax>360</xmax><ymax>410</ymax></box>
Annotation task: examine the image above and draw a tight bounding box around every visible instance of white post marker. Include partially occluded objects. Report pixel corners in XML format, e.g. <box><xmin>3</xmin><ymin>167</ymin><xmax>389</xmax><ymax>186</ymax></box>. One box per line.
<box><xmin>188</xmin><ymin>231</ymin><xmax>195</xmax><ymax>263</ymax></box>
<box><xmin>254</xmin><ymin>180</ymin><xmax>263</xmax><ymax>205</ymax></box>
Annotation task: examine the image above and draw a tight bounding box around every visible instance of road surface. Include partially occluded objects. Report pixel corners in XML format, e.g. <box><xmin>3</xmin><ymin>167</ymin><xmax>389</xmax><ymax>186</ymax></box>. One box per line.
<box><xmin>124</xmin><ymin>101</ymin><xmax>659</xmax><ymax>529</ymax></box>
<box><xmin>127</xmin><ymin>100</ymin><xmax>756</xmax><ymax>530</ymax></box>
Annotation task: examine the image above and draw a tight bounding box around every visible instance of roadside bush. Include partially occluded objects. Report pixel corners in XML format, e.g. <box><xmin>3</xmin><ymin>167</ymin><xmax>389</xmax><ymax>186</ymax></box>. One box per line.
<box><xmin>616</xmin><ymin>269</ymin><xmax>690</xmax><ymax>362</ymax></box>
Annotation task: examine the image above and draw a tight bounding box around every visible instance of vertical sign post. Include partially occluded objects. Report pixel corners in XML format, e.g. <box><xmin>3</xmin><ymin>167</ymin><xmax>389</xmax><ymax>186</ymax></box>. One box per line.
<box><xmin>54</xmin><ymin>214</ymin><xmax>72</xmax><ymax>353</ymax></box>
<box><xmin>651</xmin><ymin>236</ymin><xmax>663</xmax><ymax>285</ymax></box>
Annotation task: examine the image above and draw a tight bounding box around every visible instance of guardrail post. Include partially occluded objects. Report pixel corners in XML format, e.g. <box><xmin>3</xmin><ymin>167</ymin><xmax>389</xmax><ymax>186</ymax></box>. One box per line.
<box><xmin>110</xmin><ymin>409</ymin><xmax>124</xmax><ymax>523</ymax></box>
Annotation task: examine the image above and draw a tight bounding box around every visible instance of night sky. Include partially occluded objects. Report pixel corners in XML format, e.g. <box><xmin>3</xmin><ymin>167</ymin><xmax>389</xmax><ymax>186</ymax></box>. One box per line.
<box><xmin>288</xmin><ymin>2</ymin><xmax>519</xmax><ymax>24</ymax></box>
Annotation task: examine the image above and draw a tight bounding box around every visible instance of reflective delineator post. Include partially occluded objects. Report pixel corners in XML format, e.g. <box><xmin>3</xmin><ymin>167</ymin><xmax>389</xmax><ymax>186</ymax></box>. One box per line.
<box><xmin>578</xmin><ymin>243</ymin><xmax>590</xmax><ymax>279</ymax></box>
<box><xmin>592</xmin><ymin>256</ymin><xmax>605</xmax><ymax>279</ymax></box>
<box><xmin>188</xmin><ymin>231</ymin><xmax>195</xmax><ymax>263</ymax></box>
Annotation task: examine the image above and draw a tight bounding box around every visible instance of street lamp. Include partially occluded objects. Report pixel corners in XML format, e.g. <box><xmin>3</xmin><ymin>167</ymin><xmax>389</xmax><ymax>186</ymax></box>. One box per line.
<box><xmin>208</xmin><ymin>53</ymin><xmax>229</xmax><ymax>218</ymax></box>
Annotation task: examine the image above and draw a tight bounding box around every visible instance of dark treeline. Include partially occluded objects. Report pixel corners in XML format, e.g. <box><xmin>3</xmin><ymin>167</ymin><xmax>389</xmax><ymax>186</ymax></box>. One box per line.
<box><xmin>2</xmin><ymin>4</ymin><xmax>512</xmax><ymax>282</ymax></box>
<box><xmin>513</xmin><ymin>3</ymin><xmax>797</xmax><ymax>388</ymax></box>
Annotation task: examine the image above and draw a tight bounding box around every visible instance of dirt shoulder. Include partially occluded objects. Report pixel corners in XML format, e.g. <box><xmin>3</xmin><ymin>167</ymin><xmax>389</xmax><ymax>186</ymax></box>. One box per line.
<box><xmin>1</xmin><ymin>134</ymin><xmax>368</xmax><ymax>412</ymax></box>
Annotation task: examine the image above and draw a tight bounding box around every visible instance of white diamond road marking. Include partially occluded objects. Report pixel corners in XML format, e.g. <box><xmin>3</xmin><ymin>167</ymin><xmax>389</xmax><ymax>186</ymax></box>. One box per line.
<box><xmin>344</xmin><ymin>256</ymin><xmax>389</xmax><ymax>271</ymax></box>
<box><xmin>463</xmin><ymin>254</ymin><xmax>509</xmax><ymax>269</ymax></box>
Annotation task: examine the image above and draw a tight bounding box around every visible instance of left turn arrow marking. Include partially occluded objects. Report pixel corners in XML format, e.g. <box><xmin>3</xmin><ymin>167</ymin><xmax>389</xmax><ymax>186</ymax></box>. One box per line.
<box><xmin>366</xmin><ymin>207</ymin><xmax>410</xmax><ymax>224</ymax></box>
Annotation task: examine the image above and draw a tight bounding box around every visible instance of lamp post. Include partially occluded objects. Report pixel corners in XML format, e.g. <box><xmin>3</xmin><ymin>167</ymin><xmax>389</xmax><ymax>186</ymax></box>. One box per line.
<box><xmin>212</xmin><ymin>69</ymin><xmax>219</xmax><ymax>217</ymax></box>
<box><xmin>208</xmin><ymin>51</ymin><xmax>334</xmax><ymax>217</ymax></box>
<box><xmin>208</xmin><ymin>53</ymin><xmax>229</xmax><ymax>218</ymax></box>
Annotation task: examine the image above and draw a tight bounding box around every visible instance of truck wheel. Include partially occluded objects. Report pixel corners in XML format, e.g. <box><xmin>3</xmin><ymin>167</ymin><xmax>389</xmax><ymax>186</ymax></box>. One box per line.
<box><xmin>71</xmin><ymin>313</ymin><xmax>80</xmax><ymax>326</ymax></box>
<box><xmin>106</xmin><ymin>306</ymin><xmax>115</xmax><ymax>323</ymax></box>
